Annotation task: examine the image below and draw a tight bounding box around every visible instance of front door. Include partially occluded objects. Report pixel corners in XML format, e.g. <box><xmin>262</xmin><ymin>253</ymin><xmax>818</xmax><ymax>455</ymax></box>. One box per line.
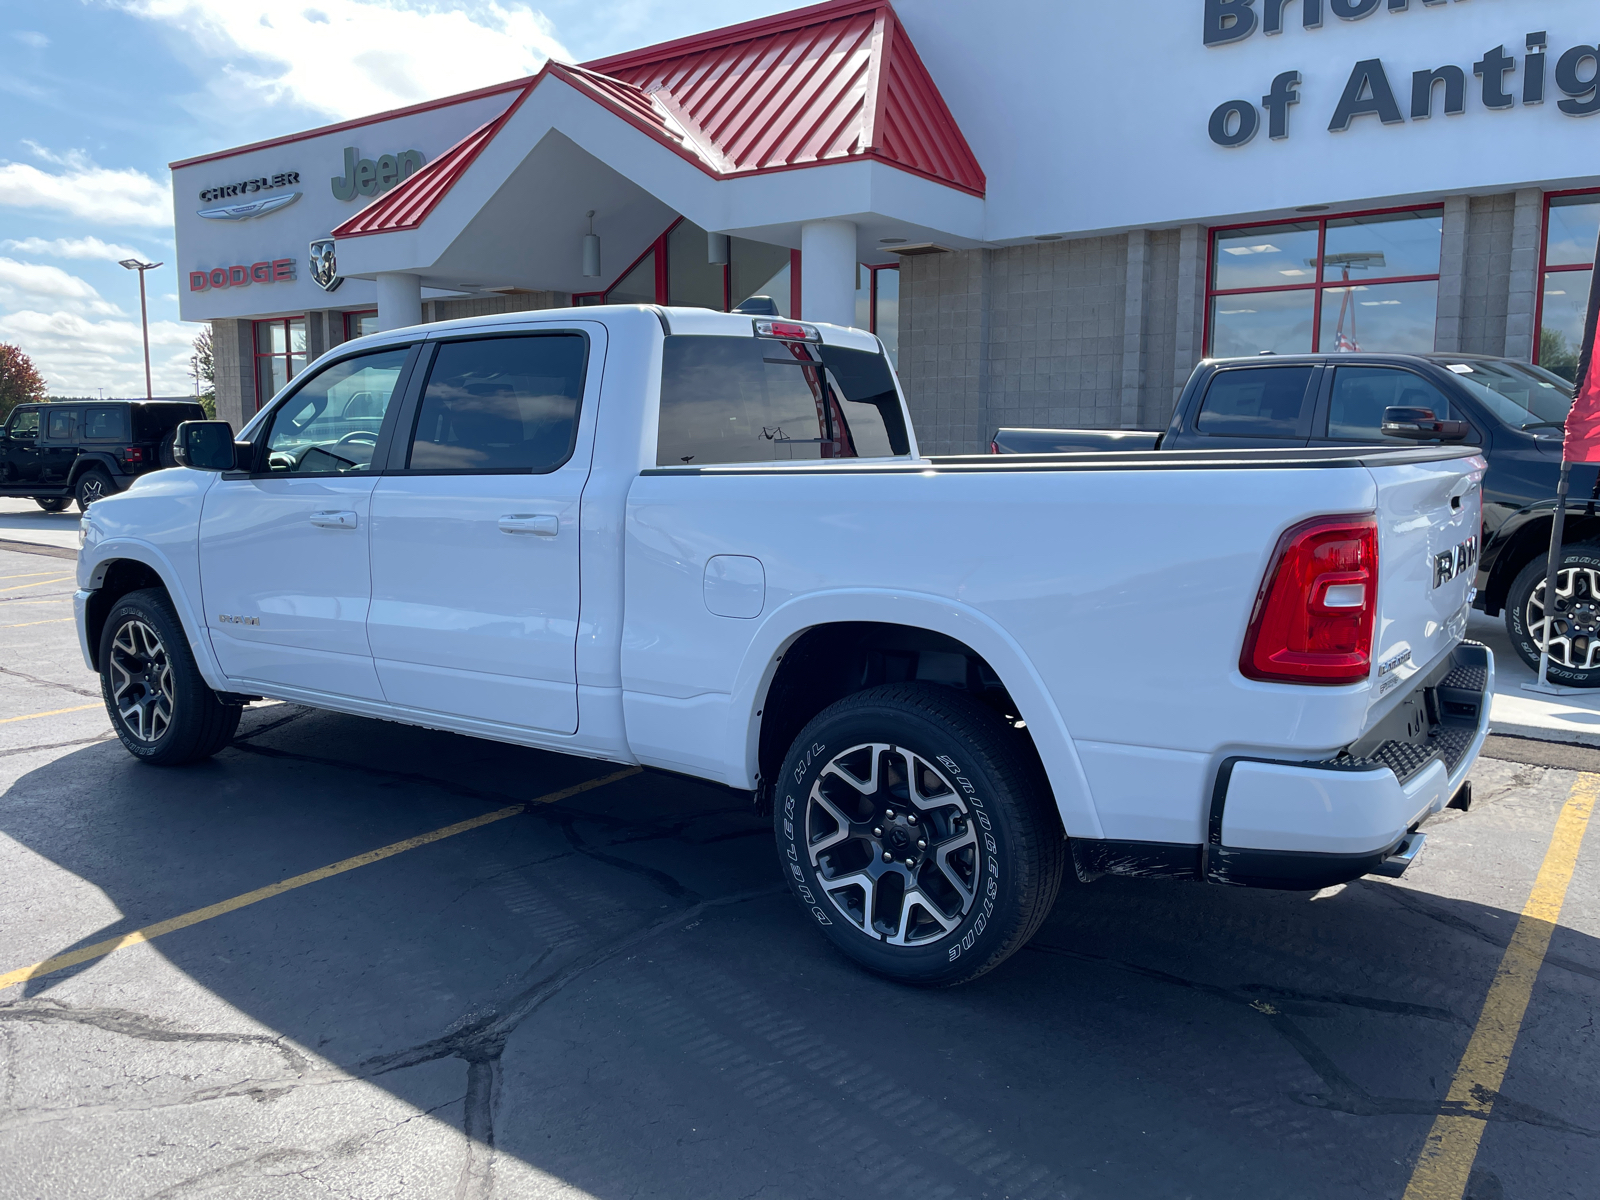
<box><xmin>367</xmin><ymin>328</ymin><xmax>599</xmax><ymax>734</ymax></box>
<box><xmin>199</xmin><ymin>344</ymin><xmax>415</xmax><ymax>699</ymax></box>
<box><xmin>0</xmin><ymin>408</ymin><xmax>42</xmax><ymax>491</ymax></box>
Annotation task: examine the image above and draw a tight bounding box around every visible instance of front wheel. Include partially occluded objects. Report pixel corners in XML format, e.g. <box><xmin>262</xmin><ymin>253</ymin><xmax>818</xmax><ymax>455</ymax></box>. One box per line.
<box><xmin>775</xmin><ymin>683</ymin><xmax>1065</xmax><ymax>986</ymax></box>
<box><xmin>99</xmin><ymin>589</ymin><xmax>242</xmax><ymax>765</ymax></box>
<box><xmin>1506</xmin><ymin>548</ymin><xmax>1600</xmax><ymax>686</ymax></box>
<box><xmin>34</xmin><ymin>496</ymin><xmax>70</xmax><ymax>513</ymax></box>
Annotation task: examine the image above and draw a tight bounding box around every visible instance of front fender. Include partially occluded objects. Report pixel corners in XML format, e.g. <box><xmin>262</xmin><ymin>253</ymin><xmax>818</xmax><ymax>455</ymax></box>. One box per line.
<box><xmin>79</xmin><ymin>537</ymin><xmax>226</xmax><ymax>690</ymax></box>
<box><xmin>725</xmin><ymin>588</ymin><xmax>1105</xmax><ymax>839</ymax></box>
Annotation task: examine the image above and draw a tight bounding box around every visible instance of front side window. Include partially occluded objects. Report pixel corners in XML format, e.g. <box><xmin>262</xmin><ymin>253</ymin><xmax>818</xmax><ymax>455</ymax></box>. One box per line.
<box><xmin>47</xmin><ymin>409</ymin><xmax>74</xmax><ymax>439</ymax></box>
<box><xmin>7</xmin><ymin>408</ymin><xmax>40</xmax><ymax>438</ymax></box>
<box><xmin>406</xmin><ymin>335</ymin><xmax>586</xmax><ymax>473</ymax></box>
<box><xmin>263</xmin><ymin>347</ymin><xmax>409</xmax><ymax>474</ymax></box>
<box><xmin>1194</xmin><ymin>366</ymin><xmax>1314</xmax><ymax>438</ymax></box>
<box><xmin>657</xmin><ymin>335</ymin><xmax>908</xmax><ymax>467</ymax></box>
<box><xmin>1327</xmin><ymin>367</ymin><xmax>1452</xmax><ymax>441</ymax></box>
<box><xmin>83</xmin><ymin>406</ymin><xmax>130</xmax><ymax>440</ymax></box>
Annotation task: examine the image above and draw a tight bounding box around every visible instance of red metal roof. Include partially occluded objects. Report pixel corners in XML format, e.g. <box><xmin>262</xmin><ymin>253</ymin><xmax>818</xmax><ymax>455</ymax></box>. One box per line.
<box><xmin>333</xmin><ymin>0</ymin><xmax>982</xmax><ymax>239</ymax></box>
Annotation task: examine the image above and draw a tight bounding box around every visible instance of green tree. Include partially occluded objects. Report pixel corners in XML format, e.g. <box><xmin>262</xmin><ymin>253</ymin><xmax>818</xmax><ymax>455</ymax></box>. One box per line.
<box><xmin>1541</xmin><ymin>327</ymin><xmax>1581</xmax><ymax>383</ymax></box>
<box><xmin>0</xmin><ymin>343</ymin><xmax>48</xmax><ymax>424</ymax></box>
<box><xmin>190</xmin><ymin>327</ymin><xmax>216</xmax><ymax>419</ymax></box>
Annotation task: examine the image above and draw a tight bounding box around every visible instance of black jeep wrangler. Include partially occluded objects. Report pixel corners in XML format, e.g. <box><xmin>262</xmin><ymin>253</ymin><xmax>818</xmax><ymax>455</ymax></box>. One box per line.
<box><xmin>0</xmin><ymin>400</ymin><xmax>209</xmax><ymax>512</ymax></box>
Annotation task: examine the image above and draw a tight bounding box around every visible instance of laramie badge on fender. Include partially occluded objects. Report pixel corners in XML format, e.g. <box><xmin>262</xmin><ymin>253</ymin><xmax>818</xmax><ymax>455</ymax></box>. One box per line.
<box><xmin>1434</xmin><ymin>536</ymin><xmax>1479</xmax><ymax>588</ymax></box>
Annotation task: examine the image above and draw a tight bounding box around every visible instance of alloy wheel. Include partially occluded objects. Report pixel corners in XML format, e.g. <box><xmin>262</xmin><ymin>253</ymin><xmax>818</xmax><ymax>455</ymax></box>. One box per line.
<box><xmin>804</xmin><ymin>743</ymin><xmax>980</xmax><ymax>946</ymax></box>
<box><xmin>109</xmin><ymin>619</ymin><xmax>175</xmax><ymax>742</ymax></box>
<box><xmin>79</xmin><ymin>476</ymin><xmax>107</xmax><ymax>504</ymax></box>
<box><xmin>1525</xmin><ymin>566</ymin><xmax>1600</xmax><ymax>671</ymax></box>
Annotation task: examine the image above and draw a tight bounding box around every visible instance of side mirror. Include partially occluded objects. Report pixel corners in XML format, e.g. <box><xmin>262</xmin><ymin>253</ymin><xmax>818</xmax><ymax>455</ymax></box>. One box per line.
<box><xmin>1381</xmin><ymin>406</ymin><xmax>1470</xmax><ymax>443</ymax></box>
<box><xmin>172</xmin><ymin>421</ymin><xmax>238</xmax><ymax>470</ymax></box>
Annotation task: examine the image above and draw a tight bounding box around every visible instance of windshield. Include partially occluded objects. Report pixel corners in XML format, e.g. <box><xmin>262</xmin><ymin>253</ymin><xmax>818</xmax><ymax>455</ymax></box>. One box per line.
<box><xmin>1441</xmin><ymin>360</ymin><xmax>1575</xmax><ymax>431</ymax></box>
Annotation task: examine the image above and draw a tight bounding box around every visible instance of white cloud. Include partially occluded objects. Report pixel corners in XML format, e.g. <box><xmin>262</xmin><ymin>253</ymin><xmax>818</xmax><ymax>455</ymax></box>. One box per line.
<box><xmin>0</xmin><ymin>145</ymin><xmax>172</xmax><ymax>227</ymax></box>
<box><xmin>12</xmin><ymin>31</ymin><xmax>49</xmax><ymax>49</ymax></box>
<box><xmin>0</xmin><ymin>236</ymin><xmax>151</xmax><ymax>262</ymax></box>
<box><xmin>111</xmin><ymin>0</ymin><xmax>573</xmax><ymax>119</ymax></box>
<box><xmin>0</xmin><ymin>310</ymin><xmax>202</xmax><ymax>397</ymax></box>
<box><xmin>0</xmin><ymin>259</ymin><xmax>123</xmax><ymax>317</ymax></box>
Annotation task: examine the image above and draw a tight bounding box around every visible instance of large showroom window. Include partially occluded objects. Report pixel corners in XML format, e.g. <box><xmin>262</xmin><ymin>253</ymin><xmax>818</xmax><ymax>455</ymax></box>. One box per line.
<box><xmin>253</xmin><ymin>316</ymin><xmax>307</xmax><ymax>411</ymax></box>
<box><xmin>854</xmin><ymin>264</ymin><xmax>900</xmax><ymax>365</ymax></box>
<box><xmin>1207</xmin><ymin>207</ymin><xmax>1443</xmax><ymax>358</ymax></box>
<box><xmin>1536</xmin><ymin>190</ymin><xmax>1600</xmax><ymax>381</ymax></box>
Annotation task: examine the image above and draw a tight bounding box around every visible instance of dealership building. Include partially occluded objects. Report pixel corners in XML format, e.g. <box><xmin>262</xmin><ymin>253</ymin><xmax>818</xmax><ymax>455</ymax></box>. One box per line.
<box><xmin>173</xmin><ymin>0</ymin><xmax>1600</xmax><ymax>452</ymax></box>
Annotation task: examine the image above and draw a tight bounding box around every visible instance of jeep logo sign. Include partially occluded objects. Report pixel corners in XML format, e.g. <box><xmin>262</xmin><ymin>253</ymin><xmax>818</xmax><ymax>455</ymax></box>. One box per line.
<box><xmin>331</xmin><ymin>147</ymin><xmax>425</xmax><ymax>201</ymax></box>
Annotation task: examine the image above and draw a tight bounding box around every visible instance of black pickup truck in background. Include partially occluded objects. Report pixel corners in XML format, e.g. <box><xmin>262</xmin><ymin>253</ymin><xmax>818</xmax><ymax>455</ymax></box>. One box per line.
<box><xmin>0</xmin><ymin>399</ymin><xmax>206</xmax><ymax>512</ymax></box>
<box><xmin>993</xmin><ymin>353</ymin><xmax>1600</xmax><ymax>686</ymax></box>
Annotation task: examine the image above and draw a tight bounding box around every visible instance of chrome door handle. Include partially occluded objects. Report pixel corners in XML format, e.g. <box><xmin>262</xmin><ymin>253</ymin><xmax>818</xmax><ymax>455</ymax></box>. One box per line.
<box><xmin>309</xmin><ymin>510</ymin><xmax>358</xmax><ymax>529</ymax></box>
<box><xmin>498</xmin><ymin>514</ymin><xmax>559</xmax><ymax>537</ymax></box>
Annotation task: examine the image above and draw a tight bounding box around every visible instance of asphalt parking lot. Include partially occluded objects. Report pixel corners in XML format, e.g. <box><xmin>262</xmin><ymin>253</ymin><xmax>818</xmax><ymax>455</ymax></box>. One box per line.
<box><xmin>2</xmin><ymin>539</ymin><xmax>1598</xmax><ymax>1200</ymax></box>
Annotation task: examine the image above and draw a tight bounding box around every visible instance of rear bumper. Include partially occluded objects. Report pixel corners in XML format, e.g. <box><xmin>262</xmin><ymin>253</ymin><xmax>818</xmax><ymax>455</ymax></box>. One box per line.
<box><xmin>1070</xmin><ymin>643</ymin><xmax>1493</xmax><ymax>891</ymax></box>
<box><xmin>1206</xmin><ymin>642</ymin><xmax>1492</xmax><ymax>889</ymax></box>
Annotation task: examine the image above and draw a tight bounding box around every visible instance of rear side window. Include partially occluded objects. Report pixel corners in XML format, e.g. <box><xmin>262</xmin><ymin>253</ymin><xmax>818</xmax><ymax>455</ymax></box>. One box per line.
<box><xmin>132</xmin><ymin>404</ymin><xmax>206</xmax><ymax>441</ymax></box>
<box><xmin>1328</xmin><ymin>367</ymin><xmax>1452</xmax><ymax>441</ymax></box>
<box><xmin>83</xmin><ymin>407</ymin><xmax>130</xmax><ymax>440</ymax></box>
<box><xmin>657</xmin><ymin>335</ymin><xmax>909</xmax><ymax>467</ymax></box>
<box><xmin>47</xmin><ymin>409</ymin><xmax>75</xmax><ymax>439</ymax></box>
<box><xmin>1195</xmin><ymin>367</ymin><xmax>1315</xmax><ymax>438</ymax></box>
<box><xmin>8</xmin><ymin>409</ymin><xmax>40</xmax><ymax>437</ymax></box>
<box><xmin>406</xmin><ymin>335</ymin><xmax>586</xmax><ymax>473</ymax></box>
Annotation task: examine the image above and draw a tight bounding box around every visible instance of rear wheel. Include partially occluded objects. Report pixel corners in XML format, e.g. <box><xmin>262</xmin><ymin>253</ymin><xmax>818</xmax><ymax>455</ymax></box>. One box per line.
<box><xmin>33</xmin><ymin>496</ymin><xmax>70</xmax><ymax>512</ymax></box>
<box><xmin>1506</xmin><ymin>548</ymin><xmax>1600</xmax><ymax>686</ymax></box>
<box><xmin>775</xmin><ymin>683</ymin><xmax>1065</xmax><ymax>986</ymax></box>
<box><xmin>99</xmin><ymin>589</ymin><xmax>241</xmax><ymax>765</ymax></box>
<box><xmin>75</xmin><ymin>469</ymin><xmax>113</xmax><ymax>511</ymax></box>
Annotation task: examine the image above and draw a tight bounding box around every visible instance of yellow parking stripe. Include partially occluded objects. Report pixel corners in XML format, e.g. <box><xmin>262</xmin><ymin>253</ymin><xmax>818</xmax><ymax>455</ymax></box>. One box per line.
<box><xmin>0</xmin><ymin>703</ymin><xmax>101</xmax><ymax>724</ymax></box>
<box><xmin>0</xmin><ymin>765</ymin><xmax>641</xmax><ymax>990</ymax></box>
<box><xmin>0</xmin><ymin>618</ymin><xmax>74</xmax><ymax>629</ymax></box>
<box><xmin>0</xmin><ymin>576</ymin><xmax>72</xmax><ymax>592</ymax></box>
<box><xmin>0</xmin><ymin>571</ymin><xmax>57</xmax><ymax>582</ymax></box>
<box><xmin>1402</xmin><ymin>772</ymin><xmax>1600</xmax><ymax>1200</ymax></box>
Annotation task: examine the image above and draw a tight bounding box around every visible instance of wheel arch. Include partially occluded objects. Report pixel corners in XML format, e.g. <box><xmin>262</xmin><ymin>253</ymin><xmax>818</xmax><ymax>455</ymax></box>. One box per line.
<box><xmin>81</xmin><ymin>542</ymin><xmax>224</xmax><ymax>687</ymax></box>
<box><xmin>728</xmin><ymin>591</ymin><xmax>1103</xmax><ymax>840</ymax></box>
<box><xmin>1484</xmin><ymin>510</ymin><xmax>1600</xmax><ymax>615</ymax></box>
<box><xmin>68</xmin><ymin>453</ymin><xmax>119</xmax><ymax>489</ymax></box>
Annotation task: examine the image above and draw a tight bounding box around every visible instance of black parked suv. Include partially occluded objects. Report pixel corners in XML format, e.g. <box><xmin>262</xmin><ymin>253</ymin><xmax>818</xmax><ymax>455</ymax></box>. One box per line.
<box><xmin>992</xmin><ymin>353</ymin><xmax>1596</xmax><ymax>684</ymax></box>
<box><xmin>0</xmin><ymin>400</ymin><xmax>208</xmax><ymax>512</ymax></box>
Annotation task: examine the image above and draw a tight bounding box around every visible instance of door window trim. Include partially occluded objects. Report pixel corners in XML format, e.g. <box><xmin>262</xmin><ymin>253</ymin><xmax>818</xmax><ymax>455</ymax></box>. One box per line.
<box><xmin>382</xmin><ymin>329</ymin><xmax>593</xmax><ymax>477</ymax></box>
<box><xmin>236</xmin><ymin>342</ymin><xmax>422</xmax><ymax>479</ymax></box>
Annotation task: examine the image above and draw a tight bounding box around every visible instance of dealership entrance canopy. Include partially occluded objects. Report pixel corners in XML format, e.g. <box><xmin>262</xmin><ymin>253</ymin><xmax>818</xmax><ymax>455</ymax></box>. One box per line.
<box><xmin>174</xmin><ymin>0</ymin><xmax>1600</xmax><ymax>450</ymax></box>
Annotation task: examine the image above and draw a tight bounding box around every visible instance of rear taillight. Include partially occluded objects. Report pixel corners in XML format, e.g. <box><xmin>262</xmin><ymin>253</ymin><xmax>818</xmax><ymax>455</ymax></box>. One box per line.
<box><xmin>123</xmin><ymin>446</ymin><xmax>145</xmax><ymax>463</ymax></box>
<box><xmin>1240</xmin><ymin>514</ymin><xmax>1378</xmax><ymax>686</ymax></box>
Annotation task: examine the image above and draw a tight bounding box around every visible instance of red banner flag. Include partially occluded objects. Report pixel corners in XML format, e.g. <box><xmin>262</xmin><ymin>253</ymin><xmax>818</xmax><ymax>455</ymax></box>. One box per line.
<box><xmin>1562</xmin><ymin>229</ymin><xmax>1600</xmax><ymax>463</ymax></box>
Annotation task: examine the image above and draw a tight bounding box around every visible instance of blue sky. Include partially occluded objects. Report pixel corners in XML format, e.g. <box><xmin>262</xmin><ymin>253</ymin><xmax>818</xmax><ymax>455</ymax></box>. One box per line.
<box><xmin>0</xmin><ymin>0</ymin><xmax>795</xmax><ymax>397</ymax></box>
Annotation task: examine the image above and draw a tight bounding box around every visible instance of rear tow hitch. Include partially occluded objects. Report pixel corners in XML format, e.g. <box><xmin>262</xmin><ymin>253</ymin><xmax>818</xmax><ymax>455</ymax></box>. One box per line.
<box><xmin>1372</xmin><ymin>831</ymin><xmax>1426</xmax><ymax>878</ymax></box>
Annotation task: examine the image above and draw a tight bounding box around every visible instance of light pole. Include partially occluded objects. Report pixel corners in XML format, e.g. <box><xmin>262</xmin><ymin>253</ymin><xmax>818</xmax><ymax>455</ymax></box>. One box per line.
<box><xmin>118</xmin><ymin>258</ymin><xmax>163</xmax><ymax>399</ymax></box>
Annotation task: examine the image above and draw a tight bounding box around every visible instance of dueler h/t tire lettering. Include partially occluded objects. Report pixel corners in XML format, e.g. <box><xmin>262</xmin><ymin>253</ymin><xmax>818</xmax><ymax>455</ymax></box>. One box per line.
<box><xmin>774</xmin><ymin>683</ymin><xmax>1065</xmax><ymax>986</ymax></box>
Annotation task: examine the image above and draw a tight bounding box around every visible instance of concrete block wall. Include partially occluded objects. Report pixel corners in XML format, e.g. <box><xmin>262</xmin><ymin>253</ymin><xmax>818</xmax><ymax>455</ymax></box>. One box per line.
<box><xmin>210</xmin><ymin>318</ymin><xmax>255</xmax><ymax>434</ymax></box>
<box><xmin>898</xmin><ymin>191</ymin><xmax>1546</xmax><ymax>454</ymax></box>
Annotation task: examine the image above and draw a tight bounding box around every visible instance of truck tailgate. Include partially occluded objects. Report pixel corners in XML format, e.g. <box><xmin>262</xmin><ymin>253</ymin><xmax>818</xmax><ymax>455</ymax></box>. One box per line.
<box><xmin>1369</xmin><ymin>452</ymin><xmax>1486</xmax><ymax>709</ymax></box>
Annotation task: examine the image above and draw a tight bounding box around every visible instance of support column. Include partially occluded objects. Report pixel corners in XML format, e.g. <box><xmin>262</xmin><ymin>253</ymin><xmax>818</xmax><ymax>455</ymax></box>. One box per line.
<box><xmin>1120</xmin><ymin>230</ymin><xmax>1149</xmax><ymax>429</ymax></box>
<box><xmin>376</xmin><ymin>272</ymin><xmax>422</xmax><ymax>331</ymax></box>
<box><xmin>799</xmin><ymin>220</ymin><xmax>857</xmax><ymax>328</ymax></box>
<box><xmin>1172</xmin><ymin>224</ymin><xmax>1208</xmax><ymax>402</ymax></box>
<box><xmin>210</xmin><ymin>318</ymin><xmax>255</xmax><ymax>432</ymax></box>
<box><xmin>1505</xmin><ymin>188</ymin><xmax>1543</xmax><ymax>361</ymax></box>
<box><xmin>1434</xmin><ymin>195</ymin><xmax>1470</xmax><ymax>352</ymax></box>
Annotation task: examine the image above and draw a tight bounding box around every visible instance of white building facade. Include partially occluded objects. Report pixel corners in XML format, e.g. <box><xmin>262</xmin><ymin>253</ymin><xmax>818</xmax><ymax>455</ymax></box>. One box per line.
<box><xmin>172</xmin><ymin>0</ymin><xmax>1600</xmax><ymax>451</ymax></box>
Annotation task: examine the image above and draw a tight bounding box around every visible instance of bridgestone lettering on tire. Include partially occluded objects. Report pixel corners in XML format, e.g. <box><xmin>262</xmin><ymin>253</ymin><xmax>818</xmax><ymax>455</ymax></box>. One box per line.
<box><xmin>775</xmin><ymin>683</ymin><xmax>1065</xmax><ymax>986</ymax></box>
<box><xmin>98</xmin><ymin>589</ymin><xmax>242</xmax><ymax>765</ymax></box>
<box><xmin>1506</xmin><ymin>549</ymin><xmax>1600</xmax><ymax>687</ymax></box>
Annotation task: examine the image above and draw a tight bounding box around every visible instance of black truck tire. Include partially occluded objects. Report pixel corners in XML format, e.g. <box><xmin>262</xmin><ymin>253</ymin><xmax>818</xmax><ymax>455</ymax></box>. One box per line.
<box><xmin>34</xmin><ymin>496</ymin><xmax>70</xmax><ymax>512</ymax></box>
<box><xmin>1506</xmin><ymin>548</ymin><xmax>1600</xmax><ymax>686</ymax></box>
<box><xmin>98</xmin><ymin>588</ymin><xmax>242</xmax><ymax>765</ymax></box>
<box><xmin>75</xmin><ymin>468</ymin><xmax>113</xmax><ymax>511</ymax></box>
<box><xmin>775</xmin><ymin>683</ymin><xmax>1065</xmax><ymax>986</ymax></box>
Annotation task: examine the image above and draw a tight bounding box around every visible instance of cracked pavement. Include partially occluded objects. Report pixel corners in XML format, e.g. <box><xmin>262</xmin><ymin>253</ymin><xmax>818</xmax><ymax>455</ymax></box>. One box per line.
<box><xmin>1</xmin><ymin>544</ymin><xmax>1598</xmax><ymax>1199</ymax></box>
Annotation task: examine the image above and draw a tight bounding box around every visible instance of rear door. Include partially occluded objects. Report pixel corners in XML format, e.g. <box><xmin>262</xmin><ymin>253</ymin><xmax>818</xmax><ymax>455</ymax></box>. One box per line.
<box><xmin>39</xmin><ymin>406</ymin><xmax>80</xmax><ymax>488</ymax></box>
<box><xmin>1177</xmin><ymin>364</ymin><xmax>1319</xmax><ymax>448</ymax></box>
<box><xmin>366</xmin><ymin>326</ymin><xmax>600</xmax><ymax>734</ymax></box>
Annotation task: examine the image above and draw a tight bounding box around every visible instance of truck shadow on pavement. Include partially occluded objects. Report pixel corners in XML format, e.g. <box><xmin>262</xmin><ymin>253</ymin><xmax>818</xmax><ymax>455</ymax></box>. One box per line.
<box><xmin>2</xmin><ymin>704</ymin><xmax>1598</xmax><ymax>1199</ymax></box>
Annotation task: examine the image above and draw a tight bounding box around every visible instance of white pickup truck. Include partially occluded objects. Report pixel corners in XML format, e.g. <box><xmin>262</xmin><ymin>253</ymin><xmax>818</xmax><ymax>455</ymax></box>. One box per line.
<box><xmin>75</xmin><ymin>305</ymin><xmax>1492</xmax><ymax>984</ymax></box>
